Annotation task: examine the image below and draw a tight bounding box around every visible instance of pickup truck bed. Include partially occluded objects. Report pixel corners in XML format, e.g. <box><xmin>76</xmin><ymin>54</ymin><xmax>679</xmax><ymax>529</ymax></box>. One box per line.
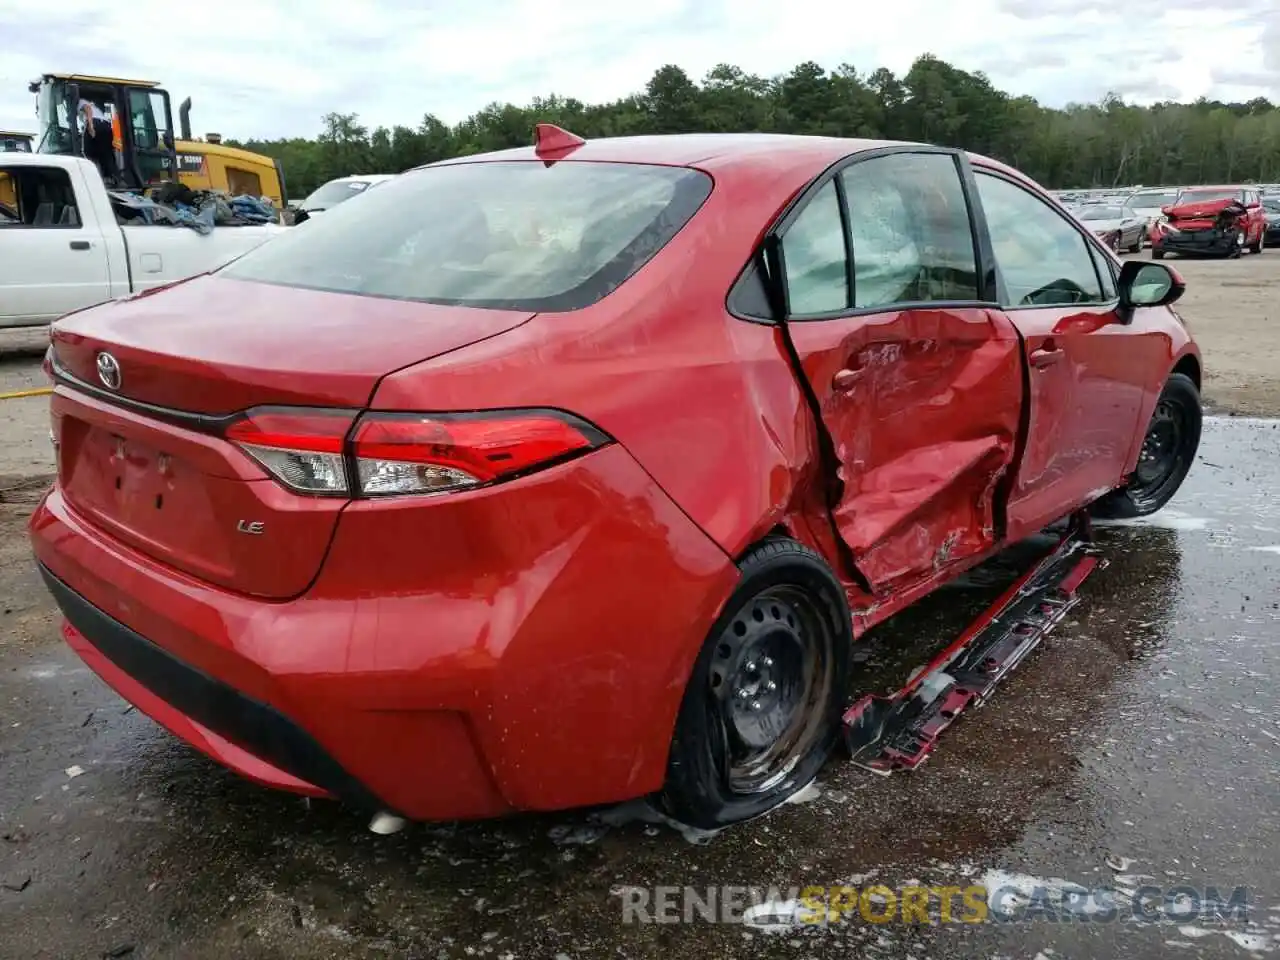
<box><xmin>1</xmin><ymin>153</ymin><xmax>284</xmax><ymax>328</ymax></box>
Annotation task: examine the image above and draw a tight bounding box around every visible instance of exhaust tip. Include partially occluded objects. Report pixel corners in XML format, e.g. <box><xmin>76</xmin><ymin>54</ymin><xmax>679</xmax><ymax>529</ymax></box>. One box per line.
<box><xmin>368</xmin><ymin>811</ymin><xmax>407</xmax><ymax>835</ymax></box>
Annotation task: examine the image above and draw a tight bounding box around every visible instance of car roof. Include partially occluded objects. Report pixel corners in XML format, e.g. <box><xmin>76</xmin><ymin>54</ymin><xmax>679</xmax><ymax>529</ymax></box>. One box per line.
<box><xmin>326</xmin><ymin>174</ymin><xmax>396</xmax><ymax>184</ymax></box>
<box><xmin>423</xmin><ymin>132</ymin><xmax>1034</xmax><ymax>184</ymax></box>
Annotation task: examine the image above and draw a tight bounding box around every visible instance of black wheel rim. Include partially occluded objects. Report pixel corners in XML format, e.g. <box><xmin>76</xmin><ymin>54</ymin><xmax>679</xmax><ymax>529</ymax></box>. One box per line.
<box><xmin>1129</xmin><ymin>398</ymin><xmax>1189</xmax><ymax>508</ymax></box>
<box><xmin>706</xmin><ymin>585</ymin><xmax>836</xmax><ymax>795</ymax></box>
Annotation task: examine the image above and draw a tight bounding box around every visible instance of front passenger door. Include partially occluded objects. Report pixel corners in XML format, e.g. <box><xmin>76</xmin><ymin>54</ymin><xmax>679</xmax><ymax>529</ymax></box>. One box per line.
<box><xmin>974</xmin><ymin>170</ymin><xmax>1147</xmax><ymax>542</ymax></box>
<box><xmin>777</xmin><ymin>150</ymin><xmax>1025</xmax><ymax>595</ymax></box>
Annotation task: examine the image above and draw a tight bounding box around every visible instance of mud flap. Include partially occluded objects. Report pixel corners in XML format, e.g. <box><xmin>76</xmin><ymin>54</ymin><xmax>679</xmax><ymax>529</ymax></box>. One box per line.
<box><xmin>843</xmin><ymin>512</ymin><xmax>1105</xmax><ymax>774</ymax></box>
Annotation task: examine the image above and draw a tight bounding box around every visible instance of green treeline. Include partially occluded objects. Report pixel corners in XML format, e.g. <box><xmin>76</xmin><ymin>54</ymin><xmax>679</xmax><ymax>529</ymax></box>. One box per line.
<box><xmin>227</xmin><ymin>56</ymin><xmax>1280</xmax><ymax>199</ymax></box>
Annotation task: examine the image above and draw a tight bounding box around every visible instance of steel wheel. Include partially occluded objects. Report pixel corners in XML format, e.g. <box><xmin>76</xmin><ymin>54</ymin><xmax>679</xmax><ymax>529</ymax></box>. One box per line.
<box><xmin>708</xmin><ymin>585</ymin><xmax>836</xmax><ymax>794</ymax></box>
<box><xmin>662</xmin><ymin>537</ymin><xmax>851</xmax><ymax>828</ymax></box>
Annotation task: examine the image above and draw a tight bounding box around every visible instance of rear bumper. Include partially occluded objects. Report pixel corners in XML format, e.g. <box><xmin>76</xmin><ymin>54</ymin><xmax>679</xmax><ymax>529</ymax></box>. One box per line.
<box><xmin>30</xmin><ymin>445</ymin><xmax>738</xmax><ymax>820</ymax></box>
<box><xmin>42</xmin><ymin>563</ymin><xmax>374</xmax><ymax>805</ymax></box>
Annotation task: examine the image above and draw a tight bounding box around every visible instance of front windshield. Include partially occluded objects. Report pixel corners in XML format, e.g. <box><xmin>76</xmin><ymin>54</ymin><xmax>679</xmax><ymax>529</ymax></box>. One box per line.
<box><xmin>300</xmin><ymin>180</ymin><xmax>374</xmax><ymax>210</ymax></box>
<box><xmin>1177</xmin><ymin>189</ymin><xmax>1241</xmax><ymax>205</ymax></box>
<box><xmin>224</xmin><ymin>159</ymin><xmax>712</xmax><ymax>312</ymax></box>
<box><xmin>35</xmin><ymin>80</ymin><xmax>72</xmax><ymax>154</ymax></box>
<box><xmin>1129</xmin><ymin>191</ymin><xmax>1177</xmax><ymax>209</ymax></box>
<box><xmin>1078</xmin><ymin>206</ymin><xmax>1123</xmax><ymax>220</ymax></box>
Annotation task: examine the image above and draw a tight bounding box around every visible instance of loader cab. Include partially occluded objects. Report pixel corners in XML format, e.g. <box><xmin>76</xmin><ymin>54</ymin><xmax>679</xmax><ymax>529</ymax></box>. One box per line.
<box><xmin>30</xmin><ymin>74</ymin><xmax>178</xmax><ymax>190</ymax></box>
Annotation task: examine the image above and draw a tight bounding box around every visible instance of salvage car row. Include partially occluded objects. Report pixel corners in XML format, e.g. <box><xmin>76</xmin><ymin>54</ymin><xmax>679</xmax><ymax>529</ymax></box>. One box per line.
<box><xmin>1055</xmin><ymin>183</ymin><xmax>1280</xmax><ymax>257</ymax></box>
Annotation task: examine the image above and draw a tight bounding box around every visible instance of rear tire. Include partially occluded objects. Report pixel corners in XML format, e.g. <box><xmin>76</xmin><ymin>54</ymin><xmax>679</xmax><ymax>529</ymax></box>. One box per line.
<box><xmin>661</xmin><ymin>537</ymin><xmax>851</xmax><ymax>829</ymax></box>
<box><xmin>1152</xmin><ymin>247</ymin><xmax>1166</xmax><ymax>260</ymax></box>
<box><xmin>1248</xmin><ymin>231</ymin><xmax>1263</xmax><ymax>255</ymax></box>
<box><xmin>1091</xmin><ymin>372</ymin><xmax>1201</xmax><ymax>520</ymax></box>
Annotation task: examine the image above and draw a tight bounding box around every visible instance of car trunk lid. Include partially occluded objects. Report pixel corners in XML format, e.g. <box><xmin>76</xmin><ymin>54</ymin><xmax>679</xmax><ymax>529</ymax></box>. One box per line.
<box><xmin>50</xmin><ymin>274</ymin><xmax>535</xmax><ymax>414</ymax></box>
<box><xmin>49</xmin><ymin>275</ymin><xmax>535</xmax><ymax>598</ymax></box>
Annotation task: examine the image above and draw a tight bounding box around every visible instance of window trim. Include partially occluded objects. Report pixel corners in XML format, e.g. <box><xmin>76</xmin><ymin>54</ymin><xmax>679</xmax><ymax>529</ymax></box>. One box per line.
<box><xmin>970</xmin><ymin>166</ymin><xmax>1119</xmax><ymax>312</ymax></box>
<box><xmin>727</xmin><ymin>144</ymin><xmax>1000</xmax><ymax>325</ymax></box>
<box><xmin>0</xmin><ymin>165</ymin><xmax>84</xmax><ymax>230</ymax></box>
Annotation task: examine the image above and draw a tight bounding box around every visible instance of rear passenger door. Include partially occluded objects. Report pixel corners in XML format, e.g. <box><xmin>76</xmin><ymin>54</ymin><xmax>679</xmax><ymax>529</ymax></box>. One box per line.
<box><xmin>971</xmin><ymin>169</ymin><xmax>1147</xmax><ymax>542</ymax></box>
<box><xmin>771</xmin><ymin>148</ymin><xmax>1024</xmax><ymax>594</ymax></box>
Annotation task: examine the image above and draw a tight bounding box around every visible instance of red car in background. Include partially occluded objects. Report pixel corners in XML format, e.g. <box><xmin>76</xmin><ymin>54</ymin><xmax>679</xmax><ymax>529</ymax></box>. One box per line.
<box><xmin>1150</xmin><ymin>184</ymin><xmax>1268</xmax><ymax>258</ymax></box>
<box><xmin>31</xmin><ymin>128</ymin><xmax>1202</xmax><ymax>829</ymax></box>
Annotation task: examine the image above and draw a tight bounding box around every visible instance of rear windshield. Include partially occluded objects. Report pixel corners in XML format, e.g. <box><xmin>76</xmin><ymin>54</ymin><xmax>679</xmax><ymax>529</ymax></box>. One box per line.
<box><xmin>1129</xmin><ymin>190</ymin><xmax>1177</xmax><ymax>207</ymax></box>
<box><xmin>299</xmin><ymin>180</ymin><xmax>376</xmax><ymax>210</ymax></box>
<box><xmin>224</xmin><ymin>160</ymin><xmax>713</xmax><ymax>312</ymax></box>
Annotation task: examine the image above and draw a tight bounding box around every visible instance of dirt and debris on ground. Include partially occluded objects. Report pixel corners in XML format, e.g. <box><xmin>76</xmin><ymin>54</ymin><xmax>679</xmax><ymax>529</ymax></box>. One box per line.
<box><xmin>1</xmin><ymin>256</ymin><xmax>1277</xmax><ymax>959</ymax></box>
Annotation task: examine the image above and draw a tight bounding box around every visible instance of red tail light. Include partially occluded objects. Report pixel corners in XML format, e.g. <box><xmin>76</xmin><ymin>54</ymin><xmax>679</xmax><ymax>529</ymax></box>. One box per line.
<box><xmin>224</xmin><ymin>408</ymin><xmax>355</xmax><ymax>494</ymax></box>
<box><xmin>223</xmin><ymin>407</ymin><xmax>609</xmax><ymax>497</ymax></box>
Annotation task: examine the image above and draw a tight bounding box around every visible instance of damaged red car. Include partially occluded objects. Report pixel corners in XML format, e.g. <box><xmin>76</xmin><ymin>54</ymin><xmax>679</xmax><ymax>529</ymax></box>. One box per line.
<box><xmin>1150</xmin><ymin>184</ymin><xmax>1268</xmax><ymax>258</ymax></box>
<box><xmin>31</xmin><ymin>128</ymin><xmax>1202</xmax><ymax>829</ymax></box>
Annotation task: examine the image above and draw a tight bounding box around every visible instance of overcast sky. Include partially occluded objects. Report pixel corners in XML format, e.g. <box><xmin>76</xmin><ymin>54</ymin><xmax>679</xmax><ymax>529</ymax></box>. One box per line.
<box><xmin>1</xmin><ymin>0</ymin><xmax>1276</xmax><ymax>142</ymax></box>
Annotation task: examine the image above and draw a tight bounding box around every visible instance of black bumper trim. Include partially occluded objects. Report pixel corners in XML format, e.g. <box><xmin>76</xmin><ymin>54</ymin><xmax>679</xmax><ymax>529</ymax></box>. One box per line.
<box><xmin>38</xmin><ymin>563</ymin><xmax>393</xmax><ymax>814</ymax></box>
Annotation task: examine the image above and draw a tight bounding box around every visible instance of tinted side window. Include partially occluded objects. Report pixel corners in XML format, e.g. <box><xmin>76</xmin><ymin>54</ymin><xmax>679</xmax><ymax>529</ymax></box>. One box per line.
<box><xmin>0</xmin><ymin>166</ymin><xmax>81</xmax><ymax>228</ymax></box>
<box><xmin>780</xmin><ymin>180</ymin><xmax>848</xmax><ymax>315</ymax></box>
<box><xmin>975</xmin><ymin>173</ymin><xmax>1104</xmax><ymax>307</ymax></box>
<box><xmin>840</xmin><ymin>153</ymin><xmax>979</xmax><ymax>308</ymax></box>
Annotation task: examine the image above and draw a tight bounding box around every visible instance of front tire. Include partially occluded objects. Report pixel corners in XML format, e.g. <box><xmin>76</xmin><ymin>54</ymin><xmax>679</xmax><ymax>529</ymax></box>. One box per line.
<box><xmin>1248</xmin><ymin>231</ymin><xmax>1263</xmax><ymax>255</ymax></box>
<box><xmin>661</xmin><ymin>537</ymin><xmax>851</xmax><ymax>829</ymax></box>
<box><xmin>1092</xmin><ymin>372</ymin><xmax>1201</xmax><ymax>519</ymax></box>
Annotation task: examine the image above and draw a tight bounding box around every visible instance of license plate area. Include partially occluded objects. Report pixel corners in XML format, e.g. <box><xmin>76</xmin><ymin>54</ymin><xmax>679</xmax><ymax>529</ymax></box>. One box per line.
<box><xmin>61</xmin><ymin>418</ymin><xmax>218</xmax><ymax>560</ymax></box>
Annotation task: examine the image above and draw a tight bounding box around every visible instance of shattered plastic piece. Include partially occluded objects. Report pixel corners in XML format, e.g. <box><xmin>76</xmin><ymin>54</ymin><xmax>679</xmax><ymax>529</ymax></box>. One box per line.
<box><xmin>368</xmin><ymin>812</ymin><xmax>407</xmax><ymax>835</ymax></box>
<box><xmin>743</xmin><ymin>900</ymin><xmax>803</xmax><ymax>931</ymax></box>
<box><xmin>548</xmin><ymin>824</ymin><xmax>608</xmax><ymax>846</ymax></box>
<box><xmin>1105</xmin><ymin>854</ymin><xmax>1136</xmax><ymax>871</ymax></box>
<box><xmin>844</xmin><ymin>513</ymin><xmax>1104</xmax><ymax>773</ymax></box>
<box><xmin>64</xmin><ymin>765</ymin><xmax>84</xmax><ymax>779</ymax></box>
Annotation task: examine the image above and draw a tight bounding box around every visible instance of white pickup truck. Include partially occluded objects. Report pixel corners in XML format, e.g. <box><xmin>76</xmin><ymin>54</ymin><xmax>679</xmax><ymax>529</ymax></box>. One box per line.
<box><xmin>0</xmin><ymin>153</ymin><xmax>284</xmax><ymax>329</ymax></box>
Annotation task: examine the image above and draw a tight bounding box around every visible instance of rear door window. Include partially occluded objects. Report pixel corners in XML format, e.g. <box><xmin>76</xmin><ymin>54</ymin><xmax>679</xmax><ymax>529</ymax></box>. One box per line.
<box><xmin>779</xmin><ymin>181</ymin><xmax>849</xmax><ymax>314</ymax></box>
<box><xmin>223</xmin><ymin>161</ymin><xmax>712</xmax><ymax>312</ymax></box>
<box><xmin>840</xmin><ymin>152</ymin><xmax>979</xmax><ymax>308</ymax></box>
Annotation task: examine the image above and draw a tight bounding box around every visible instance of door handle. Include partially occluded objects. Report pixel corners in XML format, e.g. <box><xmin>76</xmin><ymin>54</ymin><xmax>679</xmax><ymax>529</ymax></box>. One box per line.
<box><xmin>69</xmin><ymin>240</ymin><xmax>90</xmax><ymax>251</ymax></box>
<box><xmin>1030</xmin><ymin>347</ymin><xmax>1064</xmax><ymax>368</ymax></box>
<box><xmin>832</xmin><ymin>367</ymin><xmax>865</xmax><ymax>391</ymax></box>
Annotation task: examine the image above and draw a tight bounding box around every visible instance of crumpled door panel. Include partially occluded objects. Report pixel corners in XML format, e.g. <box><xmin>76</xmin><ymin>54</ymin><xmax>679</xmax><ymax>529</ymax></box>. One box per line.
<box><xmin>789</xmin><ymin>307</ymin><xmax>1024</xmax><ymax>596</ymax></box>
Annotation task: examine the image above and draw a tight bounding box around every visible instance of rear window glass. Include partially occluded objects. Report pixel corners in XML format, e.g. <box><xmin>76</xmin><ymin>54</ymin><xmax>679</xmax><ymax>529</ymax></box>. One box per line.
<box><xmin>224</xmin><ymin>160</ymin><xmax>713</xmax><ymax>312</ymax></box>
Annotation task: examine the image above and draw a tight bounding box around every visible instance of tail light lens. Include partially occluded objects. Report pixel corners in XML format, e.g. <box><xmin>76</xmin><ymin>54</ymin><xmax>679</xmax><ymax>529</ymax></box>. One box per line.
<box><xmin>224</xmin><ymin>408</ymin><xmax>354</xmax><ymax>494</ymax></box>
<box><xmin>224</xmin><ymin>407</ymin><xmax>609</xmax><ymax>497</ymax></box>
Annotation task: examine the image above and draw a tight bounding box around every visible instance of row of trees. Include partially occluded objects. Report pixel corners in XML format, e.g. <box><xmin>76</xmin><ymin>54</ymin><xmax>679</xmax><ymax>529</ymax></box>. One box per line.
<box><xmin>229</xmin><ymin>56</ymin><xmax>1280</xmax><ymax>200</ymax></box>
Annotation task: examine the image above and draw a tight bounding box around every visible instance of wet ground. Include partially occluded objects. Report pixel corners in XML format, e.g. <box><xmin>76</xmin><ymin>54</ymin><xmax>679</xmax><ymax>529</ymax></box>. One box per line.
<box><xmin>1</xmin><ymin>414</ymin><xmax>1277</xmax><ymax>959</ymax></box>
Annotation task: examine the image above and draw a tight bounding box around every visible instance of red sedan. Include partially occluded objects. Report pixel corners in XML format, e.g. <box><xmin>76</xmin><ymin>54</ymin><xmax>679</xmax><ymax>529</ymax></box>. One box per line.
<box><xmin>31</xmin><ymin>127</ymin><xmax>1202</xmax><ymax>829</ymax></box>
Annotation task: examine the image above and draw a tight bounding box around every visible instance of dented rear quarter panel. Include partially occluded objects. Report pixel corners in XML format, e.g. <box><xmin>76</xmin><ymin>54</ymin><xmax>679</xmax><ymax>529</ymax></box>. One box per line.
<box><xmin>369</xmin><ymin>151</ymin><xmax>844</xmax><ymax>564</ymax></box>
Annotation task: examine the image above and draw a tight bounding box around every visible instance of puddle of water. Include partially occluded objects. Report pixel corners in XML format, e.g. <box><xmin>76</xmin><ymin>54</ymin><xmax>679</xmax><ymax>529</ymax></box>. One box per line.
<box><xmin>1096</xmin><ymin>510</ymin><xmax>1213</xmax><ymax>532</ymax></box>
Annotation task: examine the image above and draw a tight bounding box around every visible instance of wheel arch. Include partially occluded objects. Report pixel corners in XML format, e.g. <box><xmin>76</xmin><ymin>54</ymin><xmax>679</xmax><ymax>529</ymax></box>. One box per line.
<box><xmin>1171</xmin><ymin>352</ymin><xmax>1201</xmax><ymax>392</ymax></box>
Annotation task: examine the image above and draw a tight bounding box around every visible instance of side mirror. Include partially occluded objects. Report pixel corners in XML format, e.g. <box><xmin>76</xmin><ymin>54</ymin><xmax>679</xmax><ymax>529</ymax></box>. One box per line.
<box><xmin>1119</xmin><ymin>260</ymin><xmax>1185</xmax><ymax>311</ymax></box>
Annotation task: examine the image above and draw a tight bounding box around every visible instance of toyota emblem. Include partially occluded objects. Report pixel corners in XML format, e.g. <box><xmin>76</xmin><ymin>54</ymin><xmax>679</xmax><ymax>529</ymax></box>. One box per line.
<box><xmin>96</xmin><ymin>352</ymin><xmax>121</xmax><ymax>390</ymax></box>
